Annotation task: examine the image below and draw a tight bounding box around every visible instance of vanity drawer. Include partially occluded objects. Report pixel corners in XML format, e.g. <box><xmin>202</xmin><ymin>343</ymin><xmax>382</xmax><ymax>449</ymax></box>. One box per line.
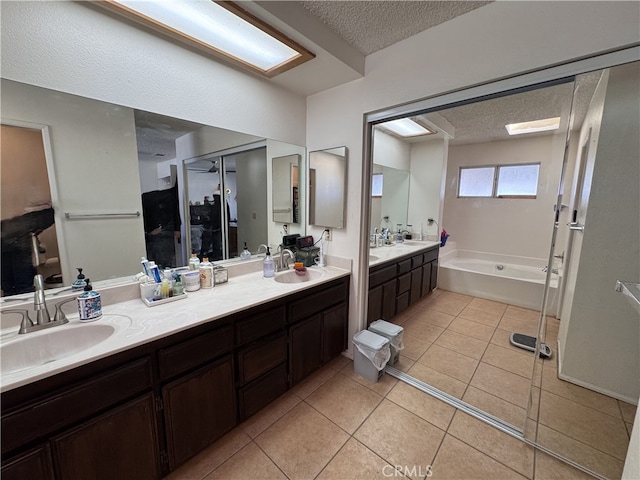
<box><xmin>397</xmin><ymin>272</ymin><xmax>411</xmax><ymax>294</ymax></box>
<box><xmin>238</xmin><ymin>363</ymin><xmax>288</xmax><ymax>421</ymax></box>
<box><xmin>235</xmin><ymin>306</ymin><xmax>286</xmax><ymax>346</ymax></box>
<box><xmin>397</xmin><ymin>259</ymin><xmax>412</xmax><ymax>275</ymax></box>
<box><xmin>237</xmin><ymin>332</ymin><xmax>287</xmax><ymax>384</ymax></box>
<box><xmin>158</xmin><ymin>325</ymin><xmax>233</xmax><ymax>381</ymax></box>
<box><xmin>288</xmin><ymin>280</ymin><xmax>348</xmax><ymax>323</ymax></box>
<box><xmin>423</xmin><ymin>248</ymin><xmax>438</xmax><ymax>264</ymax></box>
<box><xmin>1</xmin><ymin>357</ymin><xmax>151</xmax><ymax>456</ymax></box>
<box><xmin>369</xmin><ymin>264</ymin><xmax>397</xmax><ymax>289</ymax></box>
<box><xmin>411</xmin><ymin>254</ymin><xmax>424</xmax><ymax>269</ymax></box>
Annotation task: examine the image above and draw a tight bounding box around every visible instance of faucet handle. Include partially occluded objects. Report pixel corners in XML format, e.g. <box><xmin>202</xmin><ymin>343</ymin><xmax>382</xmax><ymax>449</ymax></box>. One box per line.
<box><xmin>3</xmin><ymin>309</ymin><xmax>34</xmax><ymax>334</ymax></box>
<box><xmin>54</xmin><ymin>297</ymin><xmax>76</xmax><ymax>324</ymax></box>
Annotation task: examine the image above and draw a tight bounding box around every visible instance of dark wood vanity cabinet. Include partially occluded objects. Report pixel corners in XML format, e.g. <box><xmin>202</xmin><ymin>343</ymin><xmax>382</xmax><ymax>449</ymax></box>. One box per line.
<box><xmin>368</xmin><ymin>245</ymin><xmax>439</xmax><ymax>325</ymax></box>
<box><xmin>1</xmin><ymin>274</ymin><xmax>350</xmax><ymax>479</ymax></box>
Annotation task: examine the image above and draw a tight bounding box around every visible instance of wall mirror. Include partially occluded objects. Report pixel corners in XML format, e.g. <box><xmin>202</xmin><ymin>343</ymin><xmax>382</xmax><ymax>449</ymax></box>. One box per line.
<box><xmin>272</xmin><ymin>154</ymin><xmax>300</xmax><ymax>224</ymax></box>
<box><xmin>0</xmin><ymin>79</ymin><xmax>305</xmax><ymax>297</ymax></box>
<box><xmin>308</xmin><ymin>146</ymin><xmax>347</xmax><ymax>229</ymax></box>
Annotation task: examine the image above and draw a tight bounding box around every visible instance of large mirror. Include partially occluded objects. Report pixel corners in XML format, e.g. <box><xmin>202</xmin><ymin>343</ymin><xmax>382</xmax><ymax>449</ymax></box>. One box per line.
<box><xmin>272</xmin><ymin>154</ymin><xmax>301</xmax><ymax>224</ymax></box>
<box><xmin>0</xmin><ymin>79</ymin><xmax>305</xmax><ymax>296</ymax></box>
<box><xmin>308</xmin><ymin>147</ymin><xmax>347</xmax><ymax>229</ymax></box>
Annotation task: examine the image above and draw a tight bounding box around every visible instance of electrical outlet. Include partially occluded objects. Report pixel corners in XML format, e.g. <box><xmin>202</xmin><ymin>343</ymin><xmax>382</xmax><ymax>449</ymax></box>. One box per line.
<box><xmin>323</xmin><ymin>228</ymin><xmax>332</xmax><ymax>241</ymax></box>
<box><xmin>427</xmin><ymin>218</ymin><xmax>434</xmax><ymax>224</ymax></box>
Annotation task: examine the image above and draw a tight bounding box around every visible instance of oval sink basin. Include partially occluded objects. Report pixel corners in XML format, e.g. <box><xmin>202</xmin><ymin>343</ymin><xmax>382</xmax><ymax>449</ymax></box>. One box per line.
<box><xmin>402</xmin><ymin>241</ymin><xmax>426</xmax><ymax>247</ymax></box>
<box><xmin>369</xmin><ymin>255</ymin><xmax>379</xmax><ymax>262</ymax></box>
<box><xmin>1</xmin><ymin>323</ymin><xmax>116</xmax><ymax>375</ymax></box>
<box><xmin>274</xmin><ymin>269</ymin><xmax>325</xmax><ymax>284</ymax></box>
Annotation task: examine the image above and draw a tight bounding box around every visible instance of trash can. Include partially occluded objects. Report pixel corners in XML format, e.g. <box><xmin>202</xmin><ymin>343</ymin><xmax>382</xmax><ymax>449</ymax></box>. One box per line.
<box><xmin>352</xmin><ymin>329</ymin><xmax>391</xmax><ymax>383</ymax></box>
<box><xmin>368</xmin><ymin>319</ymin><xmax>404</xmax><ymax>366</ymax></box>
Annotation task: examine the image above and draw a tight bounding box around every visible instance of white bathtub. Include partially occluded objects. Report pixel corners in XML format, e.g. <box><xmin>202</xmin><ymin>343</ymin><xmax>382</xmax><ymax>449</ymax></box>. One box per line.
<box><xmin>438</xmin><ymin>249</ymin><xmax>559</xmax><ymax>311</ymax></box>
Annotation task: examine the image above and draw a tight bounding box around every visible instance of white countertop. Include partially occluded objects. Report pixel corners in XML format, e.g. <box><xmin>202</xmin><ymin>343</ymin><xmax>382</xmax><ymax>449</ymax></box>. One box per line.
<box><xmin>368</xmin><ymin>240</ymin><xmax>440</xmax><ymax>267</ymax></box>
<box><xmin>0</xmin><ymin>265</ymin><xmax>350</xmax><ymax>393</ymax></box>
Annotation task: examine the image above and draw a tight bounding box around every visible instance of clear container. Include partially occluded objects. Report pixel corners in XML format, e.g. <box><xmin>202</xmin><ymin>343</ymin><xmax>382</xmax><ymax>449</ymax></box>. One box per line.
<box><xmin>213</xmin><ymin>266</ymin><xmax>228</xmax><ymax>285</ymax></box>
<box><xmin>199</xmin><ymin>257</ymin><xmax>214</xmax><ymax>289</ymax></box>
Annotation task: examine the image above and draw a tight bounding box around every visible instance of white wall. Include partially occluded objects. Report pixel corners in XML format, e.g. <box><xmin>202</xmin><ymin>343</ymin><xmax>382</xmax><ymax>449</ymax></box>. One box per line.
<box><xmin>372</xmin><ymin>129</ymin><xmax>410</xmax><ymax>170</ymax></box>
<box><xmin>558</xmin><ymin>62</ymin><xmax>640</xmax><ymax>402</ymax></box>
<box><xmin>442</xmin><ymin>134</ymin><xmax>566</xmax><ymax>258</ymax></box>
<box><xmin>1</xmin><ymin>80</ymin><xmax>146</xmax><ymax>284</ymax></box>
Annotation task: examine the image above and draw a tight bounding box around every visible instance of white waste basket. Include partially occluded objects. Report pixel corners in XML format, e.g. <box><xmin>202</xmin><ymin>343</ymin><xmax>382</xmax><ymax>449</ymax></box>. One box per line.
<box><xmin>368</xmin><ymin>319</ymin><xmax>404</xmax><ymax>366</ymax></box>
<box><xmin>352</xmin><ymin>330</ymin><xmax>391</xmax><ymax>383</ymax></box>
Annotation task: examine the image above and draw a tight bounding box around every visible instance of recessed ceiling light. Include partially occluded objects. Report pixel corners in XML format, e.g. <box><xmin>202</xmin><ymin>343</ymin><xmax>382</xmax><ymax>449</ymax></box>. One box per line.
<box><xmin>380</xmin><ymin>118</ymin><xmax>435</xmax><ymax>138</ymax></box>
<box><xmin>505</xmin><ymin>117</ymin><xmax>561</xmax><ymax>135</ymax></box>
<box><xmin>99</xmin><ymin>0</ymin><xmax>315</xmax><ymax>77</ymax></box>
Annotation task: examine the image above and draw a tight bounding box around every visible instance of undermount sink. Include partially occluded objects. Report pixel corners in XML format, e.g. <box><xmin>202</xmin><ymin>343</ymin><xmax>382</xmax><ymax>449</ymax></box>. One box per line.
<box><xmin>1</xmin><ymin>323</ymin><xmax>116</xmax><ymax>376</ymax></box>
<box><xmin>369</xmin><ymin>255</ymin><xmax>379</xmax><ymax>262</ymax></box>
<box><xmin>401</xmin><ymin>241</ymin><xmax>426</xmax><ymax>246</ymax></box>
<box><xmin>274</xmin><ymin>268</ymin><xmax>325</xmax><ymax>284</ymax></box>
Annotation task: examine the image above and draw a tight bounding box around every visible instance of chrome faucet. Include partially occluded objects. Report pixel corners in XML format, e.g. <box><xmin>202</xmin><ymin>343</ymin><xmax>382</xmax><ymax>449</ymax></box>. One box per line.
<box><xmin>2</xmin><ymin>275</ymin><xmax>73</xmax><ymax>334</ymax></box>
<box><xmin>276</xmin><ymin>248</ymin><xmax>295</xmax><ymax>272</ymax></box>
<box><xmin>257</xmin><ymin>243</ymin><xmax>268</xmax><ymax>255</ymax></box>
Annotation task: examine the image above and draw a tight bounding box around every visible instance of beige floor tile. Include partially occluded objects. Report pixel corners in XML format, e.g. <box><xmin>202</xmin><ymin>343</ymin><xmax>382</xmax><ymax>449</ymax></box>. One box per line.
<box><xmin>490</xmin><ymin>327</ymin><xmax>518</xmax><ymax>349</ymax></box>
<box><xmin>203</xmin><ymin>442</ymin><xmax>286</xmax><ymax>480</ymax></box>
<box><xmin>406</xmin><ymin>361</ymin><xmax>467</xmax><ymax>399</ymax></box>
<box><xmin>317</xmin><ymin>438</ymin><xmax>393</xmax><ymax>480</ymax></box>
<box><xmin>538</xmin><ymin>390</ymin><xmax>630</xmax><ymax>461</ymax></box>
<box><xmin>536</xmin><ymin>423</ymin><xmax>625</xmax><ymax>479</ymax></box>
<box><xmin>482</xmin><ymin>343</ymin><xmax>535</xmax><ymax>379</ymax></box>
<box><xmin>255</xmin><ymin>402</ymin><xmax>349</xmax><ymax>480</ymax></box>
<box><xmin>354</xmin><ymin>399</ymin><xmax>445</xmax><ymax>479</ymax></box>
<box><xmin>534</xmin><ymin>450</ymin><xmax>595</xmax><ymax>480</ymax></box>
<box><xmin>425</xmin><ymin>297</ymin><xmax>470</xmax><ymax>316</ymax></box>
<box><xmin>448</xmin><ymin>411</ymin><xmax>534</xmax><ymax>477</ymax></box>
<box><xmin>324</xmin><ymin>353</ymin><xmax>352</xmax><ymax>372</ymax></box>
<box><xmin>394</xmin><ymin>354</ymin><xmax>416</xmax><ymax>372</ymax></box>
<box><xmin>470</xmin><ymin>362</ymin><xmax>532</xmax><ymax>408</ymax></box>
<box><xmin>626</xmin><ymin>422</ymin><xmax>633</xmax><ymax>437</ymax></box>
<box><xmin>447</xmin><ymin>316</ymin><xmax>496</xmax><ymax>342</ymax></box>
<box><xmin>164</xmin><ymin>428</ymin><xmax>251</xmax><ymax>480</ymax></box>
<box><xmin>401</xmin><ymin>332</ymin><xmax>432</xmax><ymax>360</ymax></box>
<box><xmin>498</xmin><ymin>315</ymin><xmax>539</xmax><ymax>338</ymax></box>
<box><xmin>417</xmin><ymin>343</ymin><xmax>479</xmax><ymax>383</ymax></box>
<box><xmin>437</xmin><ymin>291</ymin><xmax>474</xmax><ymax>303</ymax></box>
<box><xmin>306</xmin><ymin>373</ymin><xmax>383</xmax><ymax>434</ymax></box>
<box><xmin>240</xmin><ymin>391</ymin><xmax>302</xmax><ymax>439</ymax></box>
<box><xmin>401</xmin><ymin>317</ymin><xmax>445</xmax><ymax>343</ymax></box>
<box><xmin>344</xmin><ymin>367</ymin><xmax>398</xmax><ymax>396</ymax></box>
<box><xmin>503</xmin><ymin>305</ymin><xmax>543</xmax><ymax>323</ymax></box>
<box><xmin>434</xmin><ymin>329</ymin><xmax>489</xmax><ymax>360</ymax></box>
<box><xmin>462</xmin><ymin>386</ymin><xmax>527</xmax><ymax>430</ymax></box>
<box><xmin>619</xmin><ymin>400</ymin><xmax>637</xmax><ymax>423</ymax></box>
<box><xmin>290</xmin><ymin>363</ymin><xmax>338</xmax><ymax>399</ymax></box>
<box><xmin>468</xmin><ymin>297</ymin><xmax>508</xmax><ymax>316</ymax></box>
<box><xmin>431</xmin><ymin>434</ymin><xmax>527</xmax><ymax>480</ymax></box>
<box><xmin>410</xmin><ymin>308</ymin><xmax>455</xmax><ymax>328</ymax></box>
<box><xmin>459</xmin><ymin>306</ymin><xmax>502</xmax><ymax>327</ymax></box>
<box><xmin>541</xmin><ymin>368</ymin><xmax>620</xmax><ymax>418</ymax></box>
<box><xmin>386</xmin><ymin>381</ymin><xmax>456</xmax><ymax>430</ymax></box>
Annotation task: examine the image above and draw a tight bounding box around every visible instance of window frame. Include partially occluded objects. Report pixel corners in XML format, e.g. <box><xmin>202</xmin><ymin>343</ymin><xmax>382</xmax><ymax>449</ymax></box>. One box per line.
<box><xmin>457</xmin><ymin>162</ymin><xmax>540</xmax><ymax>199</ymax></box>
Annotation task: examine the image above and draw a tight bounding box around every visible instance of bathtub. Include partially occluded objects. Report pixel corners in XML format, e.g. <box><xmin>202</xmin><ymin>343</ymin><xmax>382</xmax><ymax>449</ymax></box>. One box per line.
<box><xmin>438</xmin><ymin>249</ymin><xmax>559</xmax><ymax>312</ymax></box>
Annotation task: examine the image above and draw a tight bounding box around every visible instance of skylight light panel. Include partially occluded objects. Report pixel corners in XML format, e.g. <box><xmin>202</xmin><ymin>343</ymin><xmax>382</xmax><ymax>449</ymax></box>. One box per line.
<box><xmin>380</xmin><ymin>118</ymin><xmax>435</xmax><ymax>138</ymax></box>
<box><xmin>505</xmin><ymin>117</ymin><xmax>561</xmax><ymax>135</ymax></box>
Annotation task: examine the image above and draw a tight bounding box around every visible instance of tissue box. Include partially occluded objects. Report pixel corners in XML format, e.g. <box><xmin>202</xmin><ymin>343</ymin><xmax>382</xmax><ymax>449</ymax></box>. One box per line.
<box><xmin>295</xmin><ymin>246</ymin><xmax>319</xmax><ymax>267</ymax></box>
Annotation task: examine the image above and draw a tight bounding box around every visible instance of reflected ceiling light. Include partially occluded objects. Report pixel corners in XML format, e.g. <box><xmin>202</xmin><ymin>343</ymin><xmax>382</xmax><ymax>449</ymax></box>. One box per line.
<box><xmin>380</xmin><ymin>118</ymin><xmax>435</xmax><ymax>138</ymax></box>
<box><xmin>99</xmin><ymin>0</ymin><xmax>315</xmax><ymax>77</ymax></box>
<box><xmin>505</xmin><ymin>117</ymin><xmax>561</xmax><ymax>135</ymax></box>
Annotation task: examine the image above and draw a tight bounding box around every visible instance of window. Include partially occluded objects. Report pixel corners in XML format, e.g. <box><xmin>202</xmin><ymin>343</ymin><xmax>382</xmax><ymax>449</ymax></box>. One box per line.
<box><xmin>371</xmin><ymin>173</ymin><xmax>383</xmax><ymax>197</ymax></box>
<box><xmin>458</xmin><ymin>164</ymin><xmax>539</xmax><ymax>198</ymax></box>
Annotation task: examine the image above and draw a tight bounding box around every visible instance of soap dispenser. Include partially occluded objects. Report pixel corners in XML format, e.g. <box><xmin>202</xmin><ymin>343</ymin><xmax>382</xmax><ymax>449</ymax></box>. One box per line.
<box><xmin>240</xmin><ymin>242</ymin><xmax>252</xmax><ymax>260</ymax></box>
<box><xmin>263</xmin><ymin>246</ymin><xmax>275</xmax><ymax>278</ymax></box>
<box><xmin>72</xmin><ymin>268</ymin><xmax>87</xmax><ymax>291</ymax></box>
<box><xmin>77</xmin><ymin>279</ymin><xmax>102</xmax><ymax>322</ymax></box>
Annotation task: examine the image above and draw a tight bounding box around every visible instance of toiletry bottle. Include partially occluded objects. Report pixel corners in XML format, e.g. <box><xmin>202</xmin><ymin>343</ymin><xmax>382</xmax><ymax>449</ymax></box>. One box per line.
<box><xmin>161</xmin><ymin>269</ymin><xmax>173</xmax><ymax>298</ymax></box>
<box><xmin>240</xmin><ymin>242</ymin><xmax>251</xmax><ymax>260</ymax></box>
<box><xmin>72</xmin><ymin>268</ymin><xmax>87</xmax><ymax>291</ymax></box>
<box><xmin>148</xmin><ymin>261</ymin><xmax>162</xmax><ymax>283</ymax></box>
<box><xmin>77</xmin><ymin>279</ymin><xmax>102</xmax><ymax>321</ymax></box>
<box><xmin>263</xmin><ymin>247</ymin><xmax>275</xmax><ymax>278</ymax></box>
<box><xmin>199</xmin><ymin>257</ymin><xmax>214</xmax><ymax>288</ymax></box>
<box><xmin>141</xmin><ymin>257</ymin><xmax>151</xmax><ymax>277</ymax></box>
<box><xmin>189</xmin><ymin>253</ymin><xmax>200</xmax><ymax>270</ymax></box>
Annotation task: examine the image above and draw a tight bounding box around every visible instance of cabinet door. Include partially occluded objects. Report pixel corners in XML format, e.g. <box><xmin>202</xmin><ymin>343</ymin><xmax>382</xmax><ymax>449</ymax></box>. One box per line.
<box><xmin>430</xmin><ymin>259</ymin><xmax>438</xmax><ymax>291</ymax></box>
<box><xmin>51</xmin><ymin>394</ymin><xmax>160</xmax><ymax>480</ymax></box>
<box><xmin>162</xmin><ymin>356</ymin><xmax>236</xmax><ymax>470</ymax></box>
<box><xmin>409</xmin><ymin>268</ymin><xmax>422</xmax><ymax>305</ymax></box>
<box><xmin>289</xmin><ymin>315</ymin><xmax>322</xmax><ymax>386</ymax></box>
<box><xmin>421</xmin><ymin>262</ymin><xmax>432</xmax><ymax>297</ymax></box>
<box><xmin>381</xmin><ymin>278</ymin><xmax>397</xmax><ymax>320</ymax></box>
<box><xmin>2</xmin><ymin>445</ymin><xmax>54</xmax><ymax>480</ymax></box>
<box><xmin>322</xmin><ymin>302</ymin><xmax>348</xmax><ymax>363</ymax></box>
<box><xmin>367</xmin><ymin>285</ymin><xmax>383</xmax><ymax>325</ymax></box>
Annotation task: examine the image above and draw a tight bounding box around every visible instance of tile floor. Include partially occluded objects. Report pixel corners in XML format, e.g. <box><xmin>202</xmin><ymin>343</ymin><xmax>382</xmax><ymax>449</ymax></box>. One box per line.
<box><xmin>165</xmin><ymin>290</ymin><xmax>636</xmax><ymax>480</ymax></box>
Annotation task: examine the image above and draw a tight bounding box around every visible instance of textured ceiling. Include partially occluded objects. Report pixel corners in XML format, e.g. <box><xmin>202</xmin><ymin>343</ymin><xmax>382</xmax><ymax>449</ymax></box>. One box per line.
<box><xmin>297</xmin><ymin>1</ymin><xmax>492</xmax><ymax>55</ymax></box>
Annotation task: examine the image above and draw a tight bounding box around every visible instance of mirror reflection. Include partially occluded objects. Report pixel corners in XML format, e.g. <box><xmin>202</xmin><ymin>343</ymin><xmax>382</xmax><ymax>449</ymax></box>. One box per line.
<box><xmin>1</xmin><ymin>79</ymin><xmax>305</xmax><ymax>295</ymax></box>
<box><xmin>272</xmin><ymin>154</ymin><xmax>300</xmax><ymax>224</ymax></box>
<box><xmin>309</xmin><ymin>147</ymin><xmax>347</xmax><ymax>229</ymax></box>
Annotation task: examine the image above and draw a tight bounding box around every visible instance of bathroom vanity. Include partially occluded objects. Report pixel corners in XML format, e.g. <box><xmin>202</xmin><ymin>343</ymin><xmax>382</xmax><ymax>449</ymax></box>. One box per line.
<box><xmin>367</xmin><ymin>242</ymin><xmax>439</xmax><ymax>325</ymax></box>
<box><xmin>0</xmin><ymin>269</ymin><xmax>350</xmax><ymax>479</ymax></box>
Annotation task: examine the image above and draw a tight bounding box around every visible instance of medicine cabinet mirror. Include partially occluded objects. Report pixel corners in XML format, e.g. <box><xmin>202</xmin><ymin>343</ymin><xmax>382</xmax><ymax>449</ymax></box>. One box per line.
<box><xmin>308</xmin><ymin>146</ymin><xmax>347</xmax><ymax>229</ymax></box>
<box><xmin>272</xmin><ymin>154</ymin><xmax>300</xmax><ymax>224</ymax></box>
